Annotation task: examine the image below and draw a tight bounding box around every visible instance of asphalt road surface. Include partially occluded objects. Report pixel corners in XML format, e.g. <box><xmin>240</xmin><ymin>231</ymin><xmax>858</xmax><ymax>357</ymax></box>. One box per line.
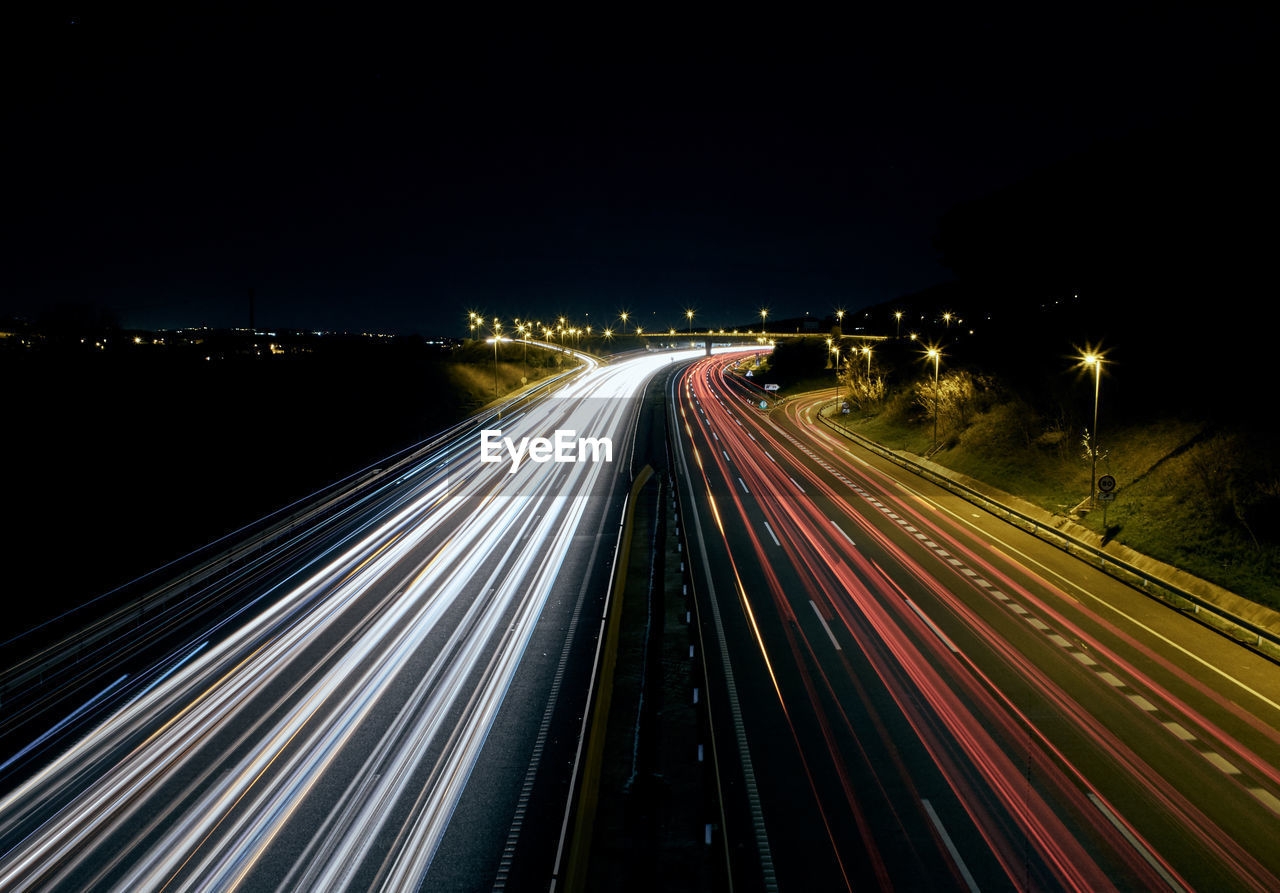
<box><xmin>671</xmin><ymin>351</ymin><xmax>1280</xmax><ymax>892</ymax></box>
<box><xmin>0</xmin><ymin>345</ymin><xmax>756</xmax><ymax>891</ymax></box>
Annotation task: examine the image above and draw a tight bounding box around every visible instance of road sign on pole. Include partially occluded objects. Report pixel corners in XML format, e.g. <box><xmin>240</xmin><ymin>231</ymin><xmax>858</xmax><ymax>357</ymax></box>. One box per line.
<box><xmin>1098</xmin><ymin>474</ymin><xmax>1117</xmax><ymax>493</ymax></box>
<box><xmin>763</xmin><ymin>384</ymin><xmax>779</xmax><ymax>391</ymax></box>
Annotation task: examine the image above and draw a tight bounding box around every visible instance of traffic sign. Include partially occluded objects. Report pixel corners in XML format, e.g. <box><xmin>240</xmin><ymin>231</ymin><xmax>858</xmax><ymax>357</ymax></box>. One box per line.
<box><xmin>763</xmin><ymin>384</ymin><xmax>779</xmax><ymax>391</ymax></box>
<box><xmin>745</xmin><ymin>370</ymin><xmax>753</xmax><ymax>377</ymax></box>
<box><xmin>1098</xmin><ymin>491</ymin><xmax>1116</xmax><ymax>502</ymax></box>
<box><xmin>759</xmin><ymin>400</ymin><xmax>768</xmax><ymax>409</ymax></box>
<box><xmin>1098</xmin><ymin>474</ymin><xmax>1116</xmax><ymax>493</ymax></box>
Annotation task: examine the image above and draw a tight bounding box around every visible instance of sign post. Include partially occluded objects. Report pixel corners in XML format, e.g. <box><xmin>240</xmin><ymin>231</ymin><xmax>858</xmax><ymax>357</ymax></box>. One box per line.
<box><xmin>1097</xmin><ymin>475</ymin><xmax>1117</xmax><ymax>528</ymax></box>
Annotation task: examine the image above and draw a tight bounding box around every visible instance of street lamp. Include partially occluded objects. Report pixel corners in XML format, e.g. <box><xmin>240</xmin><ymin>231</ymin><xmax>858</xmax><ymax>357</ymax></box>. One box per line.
<box><xmin>687</xmin><ymin>309</ymin><xmax>694</xmax><ymax>337</ymax></box>
<box><xmin>895</xmin><ymin>310</ymin><xmax>903</xmax><ymax>339</ymax></box>
<box><xmin>1082</xmin><ymin>352</ymin><xmax>1104</xmax><ymax>508</ymax></box>
<box><xmin>831</xmin><ymin>343</ymin><xmax>842</xmax><ymax>407</ymax></box>
<box><xmin>943</xmin><ymin>312</ymin><xmax>952</xmax><ymax>329</ymax></box>
<box><xmin>863</xmin><ymin>345</ymin><xmax>872</xmax><ymax>376</ymax></box>
<box><xmin>491</xmin><ymin>320</ymin><xmax>502</xmax><ymax>396</ymax></box>
<box><xmin>836</xmin><ymin>308</ymin><xmax>845</xmax><ymax>331</ymax></box>
<box><xmin>926</xmin><ymin>347</ymin><xmax>941</xmax><ymax>451</ymax></box>
<box><xmin>760</xmin><ymin>308</ymin><xmax>768</xmax><ymax>335</ymax></box>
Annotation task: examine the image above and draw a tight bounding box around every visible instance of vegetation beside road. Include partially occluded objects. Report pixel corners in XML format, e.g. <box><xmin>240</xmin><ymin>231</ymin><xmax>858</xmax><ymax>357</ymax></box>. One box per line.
<box><xmin>445</xmin><ymin>337</ymin><xmax>579</xmax><ymax>409</ymax></box>
<box><xmin>755</xmin><ymin>337</ymin><xmax>1280</xmax><ymax>610</ymax></box>
<box><xmin>2</xmin><ymin>334</ymin><xmax>577</xmax><ymax>634</ymax></box>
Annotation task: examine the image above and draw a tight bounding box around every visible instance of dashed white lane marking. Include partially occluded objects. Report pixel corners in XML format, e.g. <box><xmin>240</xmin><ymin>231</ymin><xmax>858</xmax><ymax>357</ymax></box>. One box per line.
<box><xmin>1203</xmin><ymin>752</ymin><xmax>1241</xmax><ymax>775</ymax></box>
<box><xmin>1128</xmin><ymin>694</ymin><xmax>1159</xmax><ymax>713</ymax></box>
<box><xmin>922</xmin><ymin>799</ymin><xmax>981</xmax><ymax>893</ymax></box>
<box><xmin>763</xmin><ymin>521</ymin><xmax>780</xmax><ymax>547</ymax></box>
<box><xmin>1250</xmin><ymin>788</ymin><xmax>1280</xmax><ymax>815</ymax></box>
<box><xmin>907</xmin><ymin>599</ymin><xmax>960</xmax><ymax>654</ymax></box>
<box><xmin>768</xmin><ymin>409</ymin><xmax>1280</xmax><ymax>815</ymax></box>
<box><xmin>809</xmin><ymin>600</ymin><xmax>842</xmax><ymax>651</ymax></box>
<box><xmin>1089</xmin><ymin>794</ymin><xmax>1189</xmax><ymax>893</ymax></box>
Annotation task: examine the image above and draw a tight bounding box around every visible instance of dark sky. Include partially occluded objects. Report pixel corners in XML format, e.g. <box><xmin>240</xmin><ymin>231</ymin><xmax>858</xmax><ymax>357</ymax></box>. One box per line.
<box><xmin>2</xmin><ymin>6</ymin><xmax>1270</xmax><ymax>335</ymax></box>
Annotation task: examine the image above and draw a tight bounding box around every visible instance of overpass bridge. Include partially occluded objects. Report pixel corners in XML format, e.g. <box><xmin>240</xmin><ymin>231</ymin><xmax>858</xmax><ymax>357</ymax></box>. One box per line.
<box><xmin>632</xmin><ymin>329</ymin><xmax>888</xmax><ymax>356</ymax></box>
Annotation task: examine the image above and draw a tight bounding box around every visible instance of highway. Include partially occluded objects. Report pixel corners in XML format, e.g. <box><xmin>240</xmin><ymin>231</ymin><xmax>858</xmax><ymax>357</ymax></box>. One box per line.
<box><xmin>672</xmin><ymin>351</ymin><xmax>1280</xmax><ymax>892</ymax></box>
<box><xmin>0</xmin><ymin>345</ymin><xmax>747</xmax><ymax>891</ymax></box>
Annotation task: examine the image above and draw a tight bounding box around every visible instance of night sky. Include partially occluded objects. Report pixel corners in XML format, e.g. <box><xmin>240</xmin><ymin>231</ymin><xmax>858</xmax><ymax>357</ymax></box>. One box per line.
<box><xmin>3</xmin><ymin>7</ymin><xmax>1270</xmax><ymax>335</ymax></box>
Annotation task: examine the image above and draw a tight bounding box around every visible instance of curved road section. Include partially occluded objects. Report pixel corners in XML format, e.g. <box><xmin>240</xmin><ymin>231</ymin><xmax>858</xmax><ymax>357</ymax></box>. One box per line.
<box><xmin>0</xmin><ymin>347</ymin><xmax>739</xmax><ymax>891</ymax></box>
<box><xmin>672</xmin><ymin>351</ymin><xmax>1280</xmax><ymax>892</ymax></box>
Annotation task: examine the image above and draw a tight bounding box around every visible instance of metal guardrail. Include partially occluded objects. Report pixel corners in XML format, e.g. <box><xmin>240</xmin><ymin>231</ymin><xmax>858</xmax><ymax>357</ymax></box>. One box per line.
<box><xmin>814</xmin><ymin>405</ymin><xmax>1280</xmax><ymax>663</ymax></box>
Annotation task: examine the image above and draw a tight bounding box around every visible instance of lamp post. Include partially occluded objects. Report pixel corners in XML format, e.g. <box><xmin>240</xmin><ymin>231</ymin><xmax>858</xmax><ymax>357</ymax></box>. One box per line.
<box><xmin>620</xmin><ymin>311</ymin><xmax>629</xmax><ymax>334</ymax></box>
<box><xmin>863</xmin><ymin>345</ymin><xmax>872</xmax><ymax>376</ymax></box>
<box><xmin>836</xmin><ymin>308</ymin><xmax>845</xmax><ymax>331</ymax></box>
<box><xmin>1083</xmin><ymin>352</ymin><xmax>1103</xmax><ymax>508</ymax></box>
<box><xmin>927</xmin><ymin>347</ymin><xmax>941</xmax><ymax>451</ymax></box>
<box><xmin>895</xmin><ymin>310</ymin><xmax>903</xmax><ymax>339</ymax></box>
<box><xmin>492</xmin><ymin>320</ymin><xmax>502</xmax><ymax>396</ymax></box>
<box><xmin>760</xmin><ymin>308</ymin><xmax>768</xmax><ymax>335</ymax></box>
<box><xmin>519</xmin><ymin>325</ymin><xmax>528</xmax><ymax>381</ymax></box>
<box><xmin>831</xmin><ymin>343</ymin><xmax>841</xmax><ymax>408</ymax></box>
<box><xmin>687</xmin><ymin>309</ymin><xmax>694</xmax><ymax>337</ymax></box>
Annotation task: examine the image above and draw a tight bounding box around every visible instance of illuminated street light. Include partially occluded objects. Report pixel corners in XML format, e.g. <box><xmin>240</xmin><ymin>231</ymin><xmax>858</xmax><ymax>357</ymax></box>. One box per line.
<box><xmin>895</xmin><ymin>310</ymin><xmax>903</xmax><ymax>339</ymax></box>
<box><xmin>863</xmin><ymin>345</ymin><xmax>872</xmax><ymax>376</ymax></box>
<box><xmin>686</xmin><ymin>309</ymin><xmax>694</xmax><ymax>337</ymax></box>
<box><xmin>1082</xmin><ymin>351</ymin><xmax>1105</xmax><ymax>508</ymax></box>
<box><xmin>760</xmin><ymin>308</ymin><xmax>768</xmax><ymax>335</ymax></box>
<box><xmin>831</xmin><ymin>343</ymin><xmax>842</xmax><ymax>407</ymax></box>
<box><xmin>926</xmin><ymin>346</ymin><xmax>942</xmax><ymax>451</ymax></box>
<box><xmin>943</xmin><ymin>312</ymin><xmax>952</xmax><ymax>328</ymax></box>
<box><xmin>491</xmin><ymin>320</ymin><xmax>503</xmax><ymax>396</ymax></box>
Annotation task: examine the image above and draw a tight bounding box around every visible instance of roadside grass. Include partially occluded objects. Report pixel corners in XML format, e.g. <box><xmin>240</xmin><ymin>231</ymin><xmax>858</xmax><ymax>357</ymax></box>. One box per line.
<box><xmin>831</xmin><ymin>403</ymin><xmax>1279</xmax><ymax>610</ymax></box>
<box><xmin>445</xmin><ymin>344</ymin><xmax>578</xmax><ymax>408</ymax></box>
